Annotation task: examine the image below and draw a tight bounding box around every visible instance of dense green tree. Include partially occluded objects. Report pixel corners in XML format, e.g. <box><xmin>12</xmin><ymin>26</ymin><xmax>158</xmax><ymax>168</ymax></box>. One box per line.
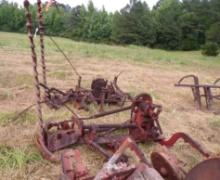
<box><xmin>0</xmin><ymin>0</ymin><xmax>219</xmax><ymax>51</ymax></box>
<box><xmin>112</xmin><ymin>0</ymin><xmax>156</xmax><ymax>46</ymax></box>
<box><xmin>44</xmin><ymin>4</ymin><xmax>69</xmax><ymax>36</ymax></box>
<box><xmin>153</xmin><ymin>0</ymin><xmax>182</xmax><ymax>50</ymax></box>
<box><xmin>179</xmin><ymin>12</ymin><xmax>200</xmax><ymax>50</ymax></box>
<box><xmin>67</xmin><ymin>1</ymin><xmax>112</xmax><ymax>42</ymax></box>
<box><xmin>180</xmin><ymin>0</ymin><xmax>211</xmax><ymax>49</ymax></box>
<box><xmin>206</xmin><ymin>22</ymin><xmax>220</xmax><ymax>45</ymax></box>
<box><xmin>202</xmin><ymin>42</ymin><xmax>219</xmax><ymax>56</ymax></box>
<box><xmin>0</xmin><ymin>1</ymin><xmax>25</xmax><ymax>32</ymax></box>
<box><xmin>85</xmin><ymin>9</ymin><xmax>112</xmax><ymax>42</ymax></box>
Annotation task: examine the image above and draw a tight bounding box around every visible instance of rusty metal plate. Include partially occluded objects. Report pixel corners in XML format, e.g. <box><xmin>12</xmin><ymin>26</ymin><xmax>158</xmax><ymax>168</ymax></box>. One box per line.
<box><xmin>185</xmin><ymin>158</ymin><xmax>220</xmax><ymax>180</ymax></box>
<box><xmin>151</xmin><ymin>146</ymin><xmax>185</xmax><ymax>180</ymax></box>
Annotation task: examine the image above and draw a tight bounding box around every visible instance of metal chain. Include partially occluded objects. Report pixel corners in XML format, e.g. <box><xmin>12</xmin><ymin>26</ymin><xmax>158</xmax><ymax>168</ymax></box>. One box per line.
<box><xmin>24</xmin><ymin>0</ymin><xmax>43</xmax><ymax>124</ymax></box>
<box><xmin>37</xmin><ymin>0</ymin><xmax>47</xmax><ymax>88</ymax></box>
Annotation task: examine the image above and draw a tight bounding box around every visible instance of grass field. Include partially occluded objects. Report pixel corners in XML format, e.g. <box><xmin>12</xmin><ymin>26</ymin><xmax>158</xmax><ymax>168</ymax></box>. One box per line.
<box><xmin>0</xmin><ymin>31</ymin><xmax>220</xmax><ymax>179</ymax></box>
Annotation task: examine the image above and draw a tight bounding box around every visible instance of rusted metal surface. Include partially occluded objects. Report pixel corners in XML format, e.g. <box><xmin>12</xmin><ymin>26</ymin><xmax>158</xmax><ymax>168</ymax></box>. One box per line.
<box><xmin>129</xmin><ymin>93</ymin><xmax>163</xmax><ymax>142</ymax></box>
<box><xmin>60</xmin><ymin>149</ymin><xmax>89</xmax><ymax>180</ymax></box>
<box><xmin>24</xmin><ymin>0</ymin><xmax>43</xmax><ymax>124</ymax></box>
<box><xmin>37</xmin><ymin>0</ymin><xmax>47</xmax><ymax>88</ymax></box>
<box><xmin>35</xmin><ymin>93</ymin><xmax>165</xmax><ymax>160</ymax></box>
<box><xmin>175</xmin><ymin>74</ymin><xmax>220</xmax><ymax>110</ymax></box>
<box><xmin>185</xmin><ymin>158</ymin><xmax>220</xmax><ymax>180</ymax></box>
<box><xmin>60</xmin><ymin>138</ymin><xmax>164</xmax><ymax>180</ymax></box>
<box><xmin>24</xmin><ymin>2</ymin><xmax>218</xmax><ymax>179</ymax></box>
<box><xmin>151</xmin><ymin>146</ymin><xmax>185</xmax><ymax>180</ymax></box>
<box><xmin>25</xmin><ymin>0</ymin><xmax>130</xmax><ymax>112</ymax></box>
<box><xmin>60</xmin><ymin>140</ymin><xmax>219</xmax><ymax>180</ymax></box>
<box><xmin>35</xmin><ymin>92</ymin><xmax>212</xmax><ymax>180</ymax></box>
<box><xmin>61</xmin><ymin>138</ymin><xmax>163</xmax><ymax>180</ymax></box>
<box><xmin>94</xmin><ymin>138</ymin><xmax>143</xmax><ymax>180</ymax></box>
<box><xmin>151</xmin><ymin>146</ymin><xmax>220</xmax><ymax>180</ymax></box>
<box><xmin>127</xmin><ymin>163</ymin><xmax>165</xmax><ymax>180</ymax></box>
<box><xmin>40</xmin><ymin>76</ymin><xmax>130</xmax><ymax>111</ymax></box>
<box><xmin>159</xmin><ymin>132</ymin><xmax>211</xmax><ymax>158</ymax></box>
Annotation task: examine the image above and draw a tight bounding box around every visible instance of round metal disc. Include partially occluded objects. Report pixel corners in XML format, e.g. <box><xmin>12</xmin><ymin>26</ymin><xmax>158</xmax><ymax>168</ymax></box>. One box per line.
<box><xmin>91</xmin><ymin>78</ymin><xmax>107</xmax><ymax>98</ymax></box>
<box><xmin>151</xmin><ymin>150</ymin><xmax>184</xmax><ymax>180</ymax></box>
<box><xmin>185</xmin><ymin>158</ymin><xmax>220</xmax><ymax>180</ymax></box>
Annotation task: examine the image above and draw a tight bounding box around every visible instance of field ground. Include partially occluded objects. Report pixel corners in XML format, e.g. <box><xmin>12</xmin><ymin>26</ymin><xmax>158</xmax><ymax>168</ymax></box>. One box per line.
<box><xmin>0</xmin><ymin>31</ymin><xmax>220</xmax><ymax>179</ymax></box>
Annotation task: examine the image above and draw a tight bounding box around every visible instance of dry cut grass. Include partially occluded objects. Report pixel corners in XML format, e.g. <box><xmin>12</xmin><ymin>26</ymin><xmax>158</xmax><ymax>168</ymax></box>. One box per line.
<box><xmin>0</xmin><ymin>31</ymin><xmax>220</xmax><ymax>179</ymax></box>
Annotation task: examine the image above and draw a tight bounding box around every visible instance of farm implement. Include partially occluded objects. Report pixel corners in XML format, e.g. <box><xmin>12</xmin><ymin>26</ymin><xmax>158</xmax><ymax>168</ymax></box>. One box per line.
<box><xmin>175</xmin><ymin>75</ymin><xmax>220</xmax><ymax>110</ymax></box>
<box><xmin>60</xmin><ymin>137</ymin><xmax>220</xmax><ymax>180</ymax></box>
<box><xmin>40</xmin><ymin>76</ymin><xmax>130</xmax><ymax>111</ymax></box>
<box><xmin>23</xmin><ymin>0</ymin><xmax>220</xmax><ymax>180</ymax></box>
<box><xmin>34</xmin><ymin>92</ymin><xmax>215</xmax><ymax>180</ymax></box>
<box><xmin>24</xmin><ymin>0</ymin><xmax>130</xmax><ymax>113</ymax></box>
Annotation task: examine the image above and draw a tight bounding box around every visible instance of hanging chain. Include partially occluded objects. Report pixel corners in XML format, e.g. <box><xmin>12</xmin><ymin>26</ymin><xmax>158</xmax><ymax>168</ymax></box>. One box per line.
<box><xmin>37</xmin><ymin>0</ymin><xmax>47</xmax><ymax>88</ymax></box>
<box><xmin>24</xmin><ymin>0</ymin><xmax>43</xmax><ymax>124</ymax></box>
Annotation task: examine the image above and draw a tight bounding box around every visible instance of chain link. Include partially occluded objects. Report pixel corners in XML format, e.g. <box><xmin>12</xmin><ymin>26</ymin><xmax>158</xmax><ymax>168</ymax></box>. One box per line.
<box><xmin>24</xmin><ymin>0</ymin><xmax>43</xmax><ymax>124</ymax></box>
<box><xmin>37</xmin><ymin>0</ymin><xmax>47</xmax><ymax>88</ymax></box>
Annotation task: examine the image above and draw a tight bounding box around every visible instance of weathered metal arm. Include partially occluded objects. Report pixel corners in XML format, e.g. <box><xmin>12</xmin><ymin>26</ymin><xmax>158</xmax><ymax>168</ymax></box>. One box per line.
<box><xmin>159</xmin><ymin>132</ymin><xmax>211</xmax><ymax>158</ymax></box>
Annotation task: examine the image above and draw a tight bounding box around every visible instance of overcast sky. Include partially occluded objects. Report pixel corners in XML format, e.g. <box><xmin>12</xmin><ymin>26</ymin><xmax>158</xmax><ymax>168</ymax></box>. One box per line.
<box><xmin>7</xmin><ymin>0</ymin><xmax>159</xmax><ymax>12</ymax></box>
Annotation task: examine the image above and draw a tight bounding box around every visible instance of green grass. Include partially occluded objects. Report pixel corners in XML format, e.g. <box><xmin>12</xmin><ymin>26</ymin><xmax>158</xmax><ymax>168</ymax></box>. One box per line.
<box><xmin>0</xmin><ymin>146</ymin><xmax>42</xmax><ymax>169</ymax></box>
<box><xmin>0</xmin><ymin>90</ymin><xmax>13</xmax><ymax>100</ymax></box>
<box><xmin>209</xmin><ymin>116</ymin><xmax>220</xmax><ymax>128</ymax></box>
<box><xmin>0</xmin><ymin>31</ymin><xmax>219</xmax><ymax>70</ymax></box>
<box><xmin>48</xmin><ymin>71</ymin><xmax>68</xmax><ymax>80</ymax></box>
<box><xmin>0</xmin><ymin>71</ymin><xmax>33</xmax><ymax>88</ymax></box>
<box><xmin>0</xmin><ymin>111</ymin><xmax>37</xmax><ymax>126</ymax></box>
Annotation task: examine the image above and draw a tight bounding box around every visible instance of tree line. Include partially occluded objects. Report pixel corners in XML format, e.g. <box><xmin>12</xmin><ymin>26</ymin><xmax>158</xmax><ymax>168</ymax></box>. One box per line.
<box><xmin>0</xmin><ymin>0</ymin><xmax>219</xmax><ymax>50</ymax></box>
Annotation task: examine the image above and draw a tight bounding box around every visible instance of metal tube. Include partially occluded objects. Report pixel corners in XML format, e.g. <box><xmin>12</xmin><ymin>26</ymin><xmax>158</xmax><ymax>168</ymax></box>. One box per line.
<box><xmin>80</xmin><ymin>105</ymin><xmax>132</xmax><ymax>120</ymax></box>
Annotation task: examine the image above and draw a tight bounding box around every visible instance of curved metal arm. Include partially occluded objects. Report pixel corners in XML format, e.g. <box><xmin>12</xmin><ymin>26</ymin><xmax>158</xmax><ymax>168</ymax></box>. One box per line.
<box><xmin>39</xmin><ymin>83</ymin><xmax>66</xmax><ymax>95</ymax></box>
<box><xmin>175</xmin><ymin>74</ymin><xmax>199</xmax><ymax>86</ymax></box>
<box><xmin>94</xmin><ymin>137</ymin><xmax>152</xmax><ymax>180</ymax></box>
<box><xmin>159</xmin><ymin>132</ymin><xmax>211</xmax><ymax>158</ymax></box>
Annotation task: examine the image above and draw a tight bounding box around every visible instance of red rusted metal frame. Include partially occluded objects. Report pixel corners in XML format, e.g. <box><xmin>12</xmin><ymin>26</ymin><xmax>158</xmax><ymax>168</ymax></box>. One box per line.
<box><xmin>60</xmin><ymin>139</ymin><xmax>166</xmax><ymax>180</ymax></box>
<box><xmin>60</xmin><ymin>138</ymin><xmax>156</xmax><ymax>180</ymax></box>
<box><xmin>34</xmin><ymin>93</ymin><xmax>214</xmax><ymax>180</ymax></box>
<box><xmin>40</xmin><ymin>77</ymin><xmax>130</xmax><ymax>111</ymax></box>
<box><xmin>36</xmin><ymin>94</ymin><xmax>164</xmax><ymax>161</ymax></box>
<box><xmin>213</xmin><ymin>78</ymin><xmax>220</xmax><ymax>100</ymax></box>
<box><xmin>94</xmin><ymin>137</ymin><xmax>151</xmax><ymax>179</ymax></box>
<box><xmin>25</xmin><ymin>2</ymin><xmax>216</xmax><ymax>179</ymax></box>
<box><xmin>34</xmin><ymin>92</ymin><xmax>211</xmax><ymax>180</ymax></box>
<box><xmin>159</xmin><ymin>132</ymin><xmax>210</xmax><ymax>158</ymax></box>
<box><xmin>175</xmin><ymin>75</ymin><xmax>220</xmax><ymax>110</ymax></box>
<box><xmin>151</xmin><ymin>145</ymin><xmax>186</xmax><ymax>180</ymax></box>
<box><xmin>152</xmin><ymin>141</ymin><xmax>218</xmax><ymax>180</ymax></box>
<box><xmin>60</xmin><ymin>149</ymin><xmax>89</xmax><ymax>180</ymax></box>
<box><xmin>129</xmin><ymin>93</ymin><xmax>163</xmax><ymax>142</ymax></box>
<box><xmin>175</xmin><ymin>75</ymin><xmax>202</xmax><ymax>109</ymax></box>
<box><xmin>35</xmin><ymin>93</ymin><xmax>211</xmax><ymax>180</ymax></box>
<box><xmin>185</xmin><ymin>158</ymin><xmax>220</xmax><ymax>180</ymax></box>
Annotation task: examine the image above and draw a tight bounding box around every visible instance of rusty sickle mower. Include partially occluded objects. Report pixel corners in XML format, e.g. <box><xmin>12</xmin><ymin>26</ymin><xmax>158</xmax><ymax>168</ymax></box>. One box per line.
<box><xmin>24</xmin><ymin>0</ymin><xmax>131</xmax><ymax>113</ymax></box>
<box><xmin>175</xmin><ymin>74</ymin><xmax>220</xmax><ymax>110</ymax></box>
<box><xmin>35</xmin><ymin>92</ymin><xmax>214</xmax><ymax>180</ymax></box>
<box><xmin>24</xmin><ymin>1</ymin><xmax>220</xmax><ymax>180</ymax></box>
<box><xmin>40</xmin><ymin>75</ymin><xmax>131</xmax><ymax>111</ymax></box>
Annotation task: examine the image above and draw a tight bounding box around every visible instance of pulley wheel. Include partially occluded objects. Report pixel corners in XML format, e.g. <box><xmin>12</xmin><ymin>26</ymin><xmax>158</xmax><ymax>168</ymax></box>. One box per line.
<box><xmin>91</xmin><ymin>78</ymin><xmax>107</xmax><ymax>98</ymax></box>
<box><xmin>151</xmin><ymin>147</ymin><xmax>185</xmax><ymax>180</ymax></box>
